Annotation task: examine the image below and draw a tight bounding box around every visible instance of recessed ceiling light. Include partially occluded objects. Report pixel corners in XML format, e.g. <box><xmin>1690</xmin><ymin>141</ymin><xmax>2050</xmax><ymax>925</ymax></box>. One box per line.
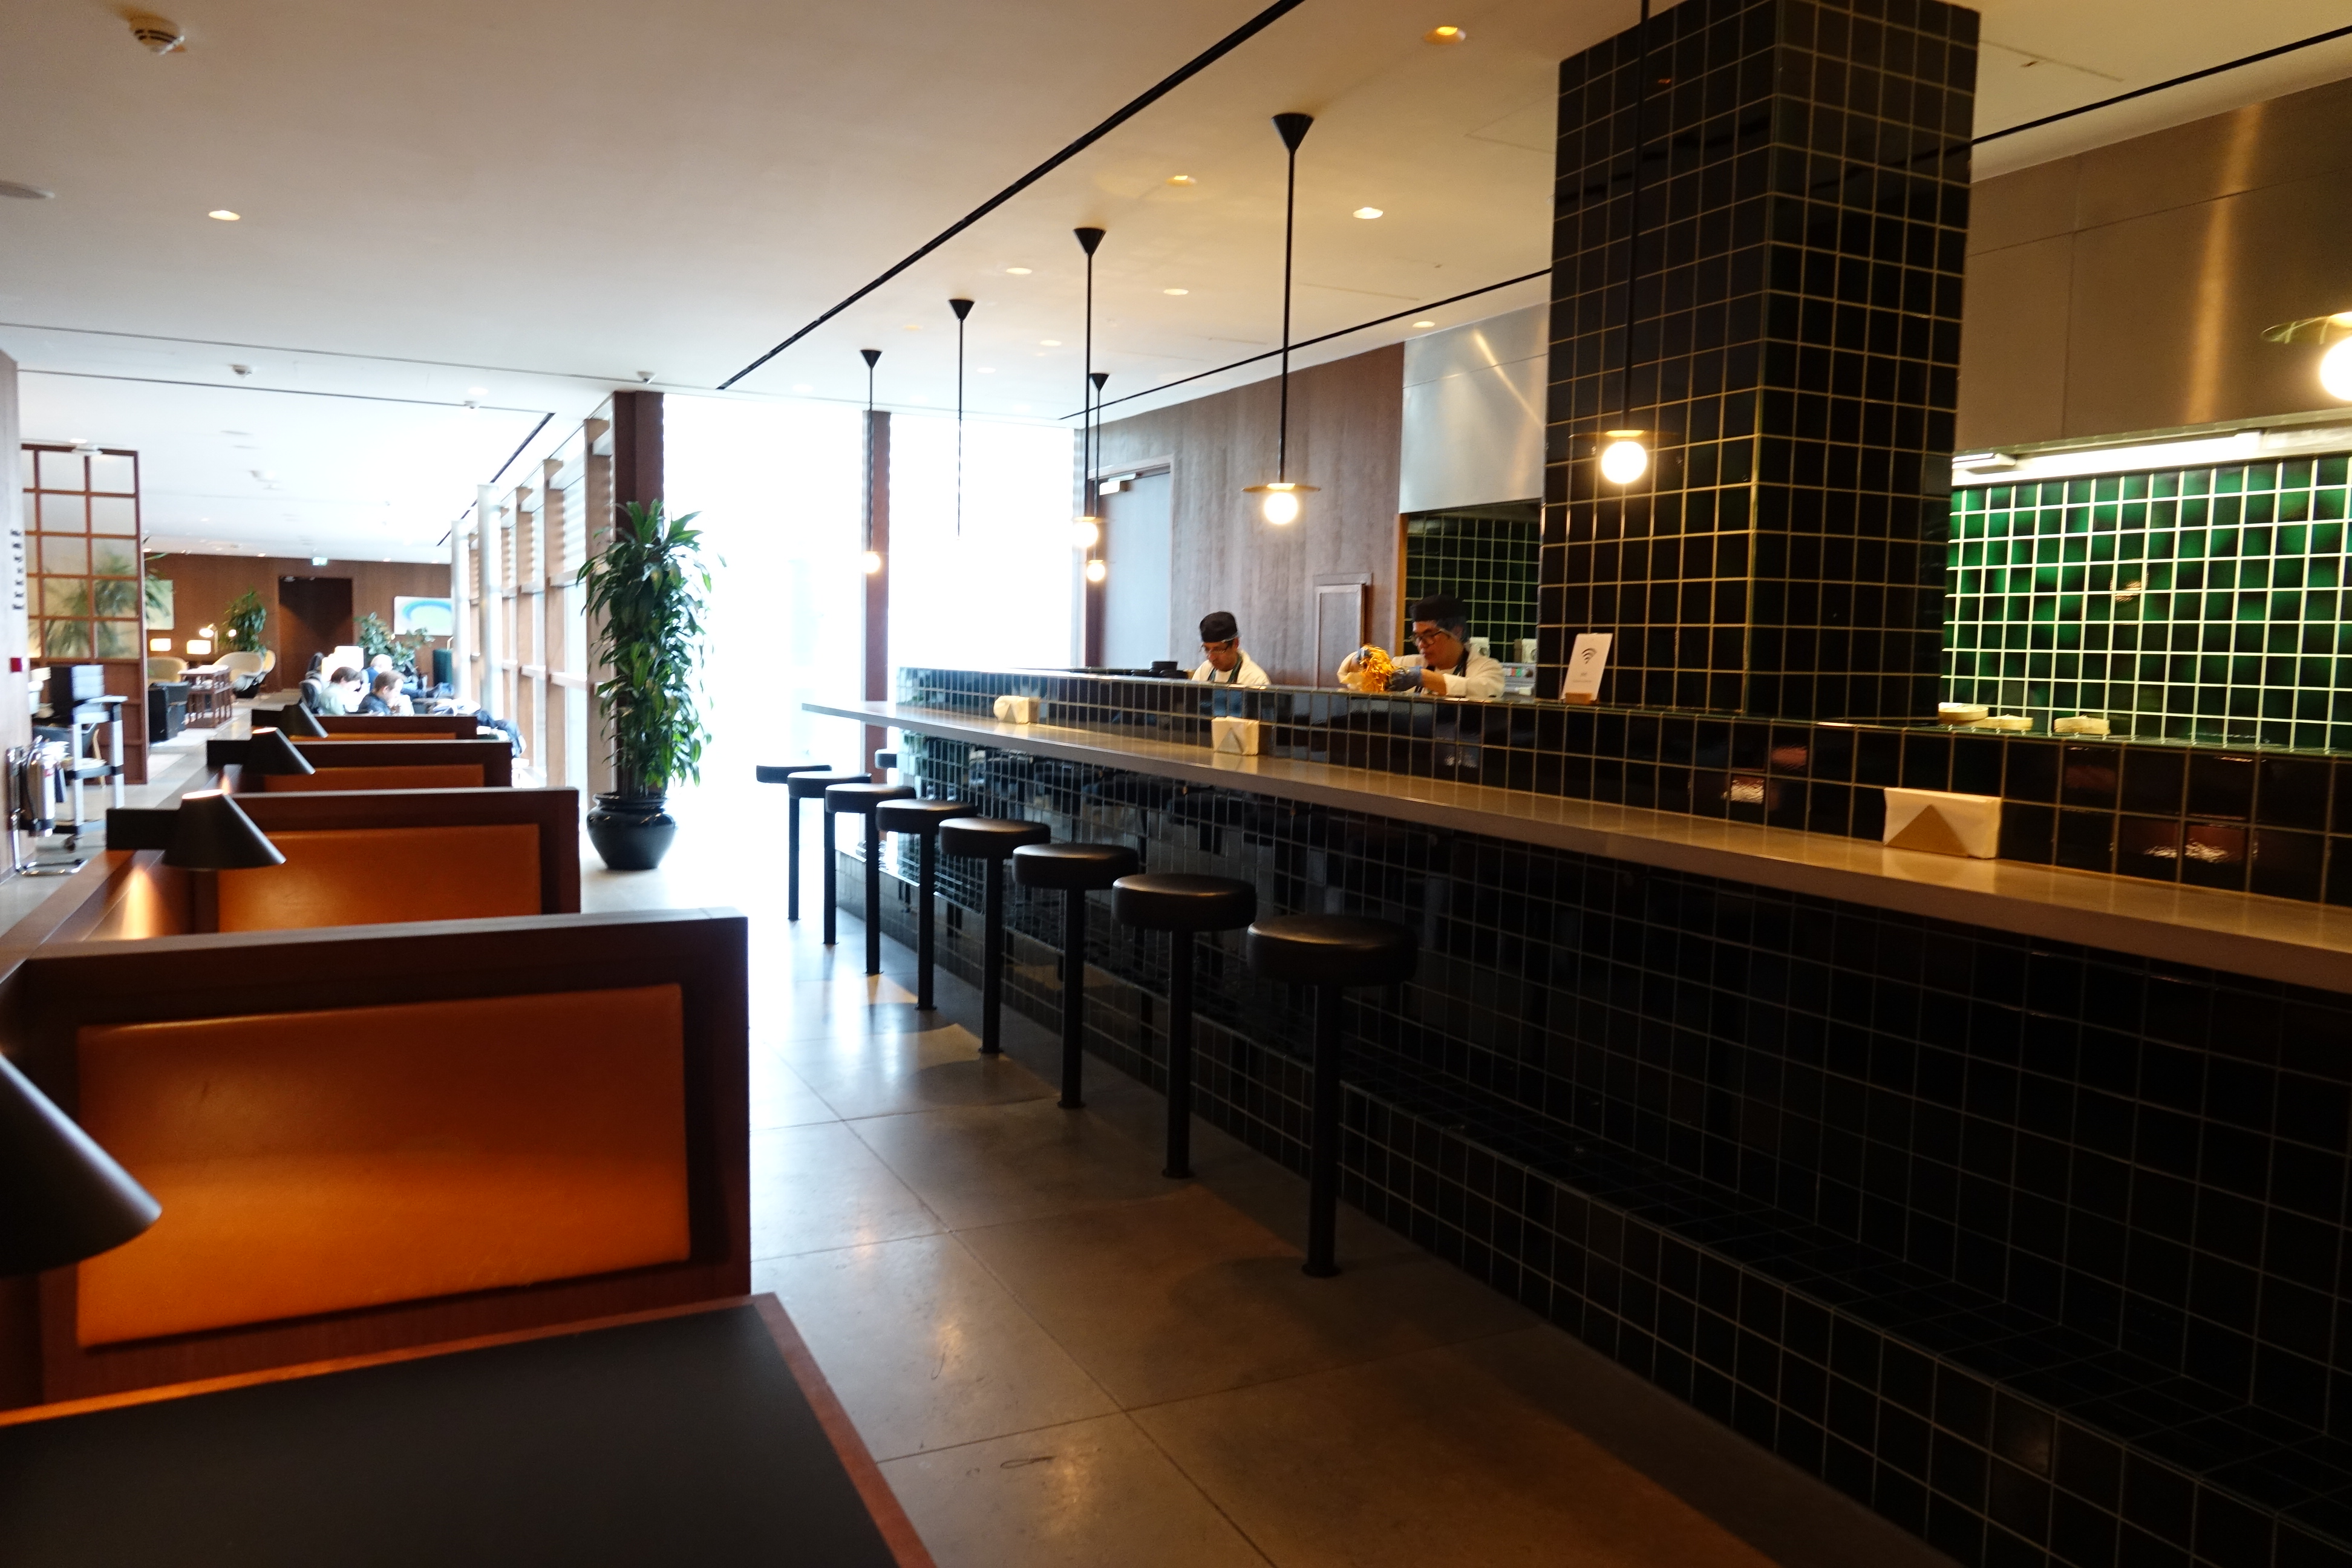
<box><xmin>0</xmin><ymin>181</ymin><xmax>54</xmax><ymax>201</ymax></box>
<box><xmin>1163</xmin><ymin>287</ymin><xmax>1189</xmax><ymax>296</ymax></box>
<box><xmin>1354</xmin><ymin>207</ymin><xmax>1384</xmax><ymax>220</ymax></box>
<box><xmin>1167</xmin><ymin>174</ymin><xmax>1196</xmax><ymax>186</ymax></box>
<box><xmin>207</xmin><ymin>209</ymin><xmax>240</xmax><ymax>221</ymax></box>
<box><xmin>1005</xmin><ymin>266</ymin><xmax>1033</xmax><ymax>275</ymax></box>
<box><xmin>903</xmin><ymin>324</ymin><xmax>922</xmax><ymax>332</ymax></box>
<box><xmin>1040</xmin><ymin>339</ymin><xmax>1062</xmax><ymax>347</ymax></box>
<box><xmin>1424</xmin><ymin>24</ymin><xmax>1466</xmax><ymax>44</ymax></box>
<box><xmin>1413</xmin><ymin>319</ymin><xmax>1436</xmax><ymax>328</ymax></box>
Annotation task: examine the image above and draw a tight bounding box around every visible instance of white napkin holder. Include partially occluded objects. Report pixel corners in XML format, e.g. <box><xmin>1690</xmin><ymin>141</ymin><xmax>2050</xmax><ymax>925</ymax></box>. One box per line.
<box><xmin>1211</xmin><ymin>716</ymin><xmax>1264</xmax><ymax>755</ymax></box>
<box><xmin>1883</xmin><ymin>787</ymin><xmax>2001</xmax><ymax>859</ymax></box>
<box><xmin>992</xmin><ymin>694</ymin><xmax>1039</xmax><ymax>724</ymax></box>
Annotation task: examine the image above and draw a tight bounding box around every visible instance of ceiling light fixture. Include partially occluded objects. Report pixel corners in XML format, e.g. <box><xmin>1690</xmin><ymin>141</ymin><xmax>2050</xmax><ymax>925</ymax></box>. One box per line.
<box><xmin>1586</xmin><ymin>0</ymin><xmax>1670</xmax><ymax>489</ymax></box>
<box><xmin>1006</xmin><ymin>266</ymin><xmax>1033</xmax><ymax>275</ymax></box>
<box><xmin>1423</xmin><ymin>24</ymin><xmax>1466</xmax><ymax>44</ymax></box>
<box><xmin>950</xmin><ymin>297</ymin><xmax>974</xmax><ymax>535</ymax></box>
<box><xmin>1412</xmin><ymin>319</ymin><xmax>1437</xmax><ymax>328</ymax></box>
<box><xmin>127</xmin><ymin>12</ymin><xmax>185</xmax><ymax>53</ymax></box>
<box><xmin>1164</xmin><ymin>287</ymin><xmax>1189</xmax><ymax>296</ymax></box>
<box><xmin>207</xmin><ymin>209</ymin><xmax>240</xmax><ymax>221</ymax></box>
<box><xmin>1083</xmin><ymin>557</ymin><xmax>1108</xmax><ymax>584</ymax></box>
<box><xmin>1353</xmin><ymin>206</ymin><xmax>1384</xmax><ymax>220</ymax></box>
<box><xmin>1168</xmin><ymin>174</ymin><xmax>1196</xmax><ymax>185</ymax></box>
<box><xmin>1243</xmin><ymin>113</ymin><xmax>1321</xmax><ymax>527</ymax></box>
<box><xmin>1073</xmin><ymin>226</ymin><xmax>1110</xmax><ymax>559</ymax></box>
<box><xmin>0</xmin><ymin>181</ymin><xmax>54</xmax><ymax>201</ymax></box>
<box><xmin>2324</xmin><ymin>336</ymin><xmax>2352</xmax><ymax>402</ymax></box>
<box><xmin>1040</xmin><ymin>339</ymin><xmax>1062</xmax><ymax>347</ymax></box>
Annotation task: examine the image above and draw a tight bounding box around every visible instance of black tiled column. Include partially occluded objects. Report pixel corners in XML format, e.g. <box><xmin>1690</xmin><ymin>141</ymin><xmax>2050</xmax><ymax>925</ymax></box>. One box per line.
<box><xmin>1539</xmin><ymin>0</ymin><xmax>1978</xmax><ymax>722</ymax></box>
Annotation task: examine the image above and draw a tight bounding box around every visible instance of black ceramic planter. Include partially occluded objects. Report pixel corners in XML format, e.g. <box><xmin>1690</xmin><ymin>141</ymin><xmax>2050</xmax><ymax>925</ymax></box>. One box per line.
<box><xmin>587</xmin><ymin>792</ymin><xmax>677</xmax><ymax>871</ymax></box>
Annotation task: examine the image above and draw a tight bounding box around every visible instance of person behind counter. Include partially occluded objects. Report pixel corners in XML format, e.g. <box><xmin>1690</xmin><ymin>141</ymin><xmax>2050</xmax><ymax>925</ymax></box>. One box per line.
<box><xmin>1336</xmin><ymin>593</ymin><xmax>1504</xmax><ymax>699</ymax></box>
<box><xmin>1191</xmin><ymin>610</ymin><xmax>1270</xmax><ymax>688</ymax></box>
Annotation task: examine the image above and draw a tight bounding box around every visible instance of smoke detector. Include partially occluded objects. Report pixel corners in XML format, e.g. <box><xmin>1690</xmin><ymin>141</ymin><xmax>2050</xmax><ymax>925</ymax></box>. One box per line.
<box><xmin>230</xmin><ymin>364</ymin><xmax>253</xmax><ymax>376</ymax></box>
<box><xmin>126</xmin><ymin>13</ymin><xmax>186</xmax><ymax>53</ymax></box>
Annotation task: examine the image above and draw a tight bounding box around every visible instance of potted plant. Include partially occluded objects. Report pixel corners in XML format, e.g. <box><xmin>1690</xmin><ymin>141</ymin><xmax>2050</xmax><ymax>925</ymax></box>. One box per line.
<box><xmin>223</xmin><ymin>589</ymin><xmax>268</xmax><ymax>654</ymax></box>
<box><xmin>354</xmin><ymin>610</ymin><xmax>396</xmax><ymax>666</ymax></box>
<box><xmin>579</xmin><ymin>501</ymin><xmax>711</xmax><ymax>871</ymax></box>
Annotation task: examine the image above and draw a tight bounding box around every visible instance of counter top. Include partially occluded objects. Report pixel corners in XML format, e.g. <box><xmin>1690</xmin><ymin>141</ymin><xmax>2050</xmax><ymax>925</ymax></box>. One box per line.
<box><xmin>809</xmin><ymin>698</ymin><xmax>2352</xmax><ymax>996</ymax></box>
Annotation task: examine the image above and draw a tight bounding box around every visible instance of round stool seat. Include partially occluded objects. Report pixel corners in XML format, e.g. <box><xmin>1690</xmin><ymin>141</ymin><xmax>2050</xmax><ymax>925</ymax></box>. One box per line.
<box><xmin>877</xmin><ymin>799</ymin><xmax>975</xmax><ymax>837</ymax></box>
<box><xmin>1245</xmin><ymin>914</ymin><xmax>1416</xmax><ymax>987</ymax></box>
<box><xmin>825</xmin><ymin>781</ymin><xmax>914</xmax><ymax>814</ymax></box>
<box><xmin>1013</xmin><ymin>841</ymin><xmax>1138</xmax><ymax>892</ymax></box>
<box><xmin>1112</xmin><ymin>874</ymin><xmax>1255</xmax><ymax>933</ymax></box>
<box><xmin>756</xmin><ymin>762</ymin><xmax>829</xmax><ymax>785</ymax></box>
<box><xmin>786</xmin><ymin>771</ymin><xmax>866</xmax><ymax>801</ymax></box>
<box><xmin>939</xmin><ymin>817</ymin><xmax>1050</xmax><ymax>860</ymax></box>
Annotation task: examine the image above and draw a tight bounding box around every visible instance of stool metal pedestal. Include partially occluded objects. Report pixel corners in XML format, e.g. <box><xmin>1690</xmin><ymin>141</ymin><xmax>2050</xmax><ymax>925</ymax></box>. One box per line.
<box><xmin>824</xmin><ymin>781</ymin><xmax>915</xmax><ymax>972</ymax></box>
<box><xmin>938</xmin><ymin>817</ymin><xmax>1050</xmax><ymax>1054</ymax></box>
<box><xmin>1112</xmin><ymin>874</ymin><xmax>1256</xmax><ymax>1178</ymax></box>
<box><xmin>1013</xmin><ymin>841</ymin><xmax>1140</xmax><ymax>1109</ymax></box>
<box><xmin>877</xmin><ymin>798</ymin><xmax>977</xmax><ymax>1010</ymax></box>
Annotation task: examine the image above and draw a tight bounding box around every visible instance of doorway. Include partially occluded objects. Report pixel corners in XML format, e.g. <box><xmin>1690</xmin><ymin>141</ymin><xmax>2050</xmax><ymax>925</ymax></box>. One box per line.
<box><xmin>277</xmin><ymin>576</ymin><xmax>353</xmax><ymax>684</ymax></box>
<box><xmin>1100</xmin><ymin>470</ymin><xmax>1172</xmax><ymax>670</ymax></box>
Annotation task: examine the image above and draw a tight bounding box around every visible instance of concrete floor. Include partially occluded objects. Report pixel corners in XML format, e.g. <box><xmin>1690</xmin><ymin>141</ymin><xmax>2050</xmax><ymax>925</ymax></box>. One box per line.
<box><xmin>584</xmin><ymin>806</ymin><xmax>1958</xmax><ymax>1568</ymax></box>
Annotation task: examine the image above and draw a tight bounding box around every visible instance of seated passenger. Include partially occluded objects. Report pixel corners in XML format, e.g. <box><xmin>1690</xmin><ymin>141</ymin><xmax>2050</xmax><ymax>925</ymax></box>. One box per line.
<box><xmin>358</xmin><ymin>671</ymin><xmax>411</xmax><ymax>716</ymax></box>
<box><xmin>318</xmin><ymin>667</ymin><xmax>365</xmax><ymax>716</ymax></box>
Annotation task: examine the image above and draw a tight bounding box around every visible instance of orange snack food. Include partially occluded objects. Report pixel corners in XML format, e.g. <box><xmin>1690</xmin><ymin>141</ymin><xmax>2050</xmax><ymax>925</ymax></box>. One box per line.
<box><xmin>1342</xmin><ymin>645</ymin><xmax>1395</xmax><ymax>692</ymax></box>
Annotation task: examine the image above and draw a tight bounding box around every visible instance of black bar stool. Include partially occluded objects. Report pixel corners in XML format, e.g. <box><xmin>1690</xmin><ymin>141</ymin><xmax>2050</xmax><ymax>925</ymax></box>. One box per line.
<box><xmin>782</xmin><ymin>771</ymin><xmax>865</xmax><ymax>923</ymax></box>
<box><xmin>1244</xmin><ymin>914</ymin><xmax>1416</xmax><ymax>1278</ymax></box>
<box><xmin>823</xmin><ymin>780</ymin><xmax>914</xmax><ymax>971</ymax></box>
<box><xmin>1112</xmin><ymin>874</ymin><xmax>1255</xmax><ymax>1178</ymax></box>
<box><xmin>877</xmin><ymin>798</ymin><xmax>978</xmax><ymax>1010</ymax></box>
<box><xmin>1013</xmin><ymin>841</ymin><xmax>1140</xmax><ymax>1109</ymax></box>
<box><xmin>755</xmin><ymin>763</ymin><xmax>828</xmax><ymax>785</ymax></box>
<box><xmin>938</xmin><ymin>817</ymin><xmax>1050</xmax><ymax>1054</ymax></box>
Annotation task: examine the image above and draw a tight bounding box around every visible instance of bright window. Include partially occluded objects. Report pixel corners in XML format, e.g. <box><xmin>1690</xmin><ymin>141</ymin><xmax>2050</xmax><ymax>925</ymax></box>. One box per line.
<box><xmin>889</xmin><ymin>414</ymin><xmax>1076</xmax><ymax>678</ymax></box>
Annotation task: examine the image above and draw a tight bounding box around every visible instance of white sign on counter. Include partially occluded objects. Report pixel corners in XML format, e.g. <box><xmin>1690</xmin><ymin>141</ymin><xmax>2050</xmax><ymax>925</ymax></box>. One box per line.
<box><xmin>1560</xmin><ymin>633</ymin><xmax>1612</xmax><ymax>705</ymax></box>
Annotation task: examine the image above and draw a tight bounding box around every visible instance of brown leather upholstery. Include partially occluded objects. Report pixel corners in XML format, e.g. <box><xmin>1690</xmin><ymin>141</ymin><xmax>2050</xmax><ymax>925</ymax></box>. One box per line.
<box><xmin>216</xmin><ymin>825</ymin><xmax>542</xmax><ymax>930</ymax></box>
<box><xmin>261</xmin><ymin>765</ymin><xmax>486</xmax><ymax>791</ymax></box>
<box><xmin>74</xmin><ymin>984</ymin><xmax>690</xmax><ymax>1346</ymax></box>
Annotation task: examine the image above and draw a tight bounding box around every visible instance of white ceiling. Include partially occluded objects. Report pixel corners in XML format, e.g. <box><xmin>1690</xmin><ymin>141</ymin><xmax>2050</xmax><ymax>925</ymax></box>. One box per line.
<box><xmin>2</xmin><ymin>0</ymin><xmax>2346</xmax><ymax>560</ymax></box>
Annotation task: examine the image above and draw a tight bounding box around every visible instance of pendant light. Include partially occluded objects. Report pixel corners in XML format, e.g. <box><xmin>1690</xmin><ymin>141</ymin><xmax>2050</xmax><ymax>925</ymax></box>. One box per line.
<box><xmin>1592</xmin><ymin>0</ymin><xmax>1665</xmax><ymax>486</ymax></box>
<box><xmin>949</xmin><ymin>298</ymin><xmax>973</xmax><ymax>535</ymax></box>
<box><xmin>1072</xmin><ymin>227</ymin><xmax>1106</xmax><ymax>550</ymax></box>
<box><xmin>860</xmin><ymin>348</ymin><xmax>884</xmax><ymax>574</ymax></box>
<box><xmin>1243</xmin><ymin>112</ymin><xmax>1320</xmax><ymax>526</ymax></box>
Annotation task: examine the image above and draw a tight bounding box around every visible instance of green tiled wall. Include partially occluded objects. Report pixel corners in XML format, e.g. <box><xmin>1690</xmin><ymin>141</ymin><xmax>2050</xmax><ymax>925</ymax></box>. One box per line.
<box><xmin>1402</xmin><ymin>503</ymin><xmax>1540</xmax><ymax>652</ymax></box>
<box><xmin>1945</xmin><ymin>454</ymin><xmax>2352</xmax><ymax>750</ymax></box>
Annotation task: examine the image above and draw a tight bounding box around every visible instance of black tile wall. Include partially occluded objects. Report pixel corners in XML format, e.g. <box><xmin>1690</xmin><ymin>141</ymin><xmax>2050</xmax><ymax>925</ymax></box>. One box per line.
<box><xmin>849</xmin><ymin>737</ymin><xmax>2352</xmax><ymax>1568</ymax></box>
<box><xmin>1537</xmin><ymin>0</ymin><xmax>1975</xmax><ymax>723</ymax></box>
<box><xmin>899</xmin><ymin>667</ymin><xmax>2352</xmax><ymax>908</ymax></box>
<box><xmin>1403</xmin><ymin>503</ymin><xmax>1543</xmax><ymax>653</ymax></box>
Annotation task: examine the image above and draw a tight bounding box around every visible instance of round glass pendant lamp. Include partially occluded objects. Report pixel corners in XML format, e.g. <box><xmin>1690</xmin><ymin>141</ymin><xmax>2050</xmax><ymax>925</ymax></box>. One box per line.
<box><xmin>2322</xmin><ymin>336</ymin><xmax>2352</xmax><ymax>402</ymax></box>
<box><xmin>1599</xmin><ymin>433</ymin><xmax>1651</xmax><ymax>486</ymax></box>
<box><xmin>1241</xmin><ymin>113</ymin><xmax>1320</xmax><ymax>525</ymax></box>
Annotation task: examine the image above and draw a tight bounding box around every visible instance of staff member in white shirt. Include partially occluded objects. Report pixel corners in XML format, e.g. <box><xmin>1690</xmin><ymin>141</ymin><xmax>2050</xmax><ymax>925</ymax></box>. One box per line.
<box><xmin>1190</xmin><ymin>610</ymin><xmax>1271</xmax><ymax>688</ymax></box>
<box><xmin>1337</xmin><ymin>593</ymin><xmax>1505</xmax><ymax>699</ymax></box>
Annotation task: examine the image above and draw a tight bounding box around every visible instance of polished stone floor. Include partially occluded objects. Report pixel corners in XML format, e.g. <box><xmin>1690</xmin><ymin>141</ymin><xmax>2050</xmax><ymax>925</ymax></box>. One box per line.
<box><xmin>585</xmin><ymin>805</ymin><xmax>1953</xmax><ymax>1568</ymax></box>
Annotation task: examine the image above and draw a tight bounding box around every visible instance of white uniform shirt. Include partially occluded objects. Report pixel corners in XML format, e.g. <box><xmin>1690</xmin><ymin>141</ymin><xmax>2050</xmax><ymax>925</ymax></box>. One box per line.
<box><xmin>1388</xmin><ymin>649</ymin><xmax>1506</xmax><ymax>700</ymax></box>
<box><xmin>1191</xmin><ymin>650</ymin><xmax>1271</xmax><ymax>688</ymax></box>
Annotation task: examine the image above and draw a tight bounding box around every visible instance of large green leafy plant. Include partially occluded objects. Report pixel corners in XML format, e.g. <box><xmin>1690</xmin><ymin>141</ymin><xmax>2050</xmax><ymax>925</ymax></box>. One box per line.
<box><xmin>354</xmin><ymin>611</ymin><xmax>396</xmax><ymax>663</ymax></box>
<box><xmin>580</xmin><ymin>501</ymin><xmax>711</xmax><ymax>798</ymax></box>
<box><xmin>223</xmin><ymin>589</ymin><xmax>269</xmax><ymax>654</ymax></box>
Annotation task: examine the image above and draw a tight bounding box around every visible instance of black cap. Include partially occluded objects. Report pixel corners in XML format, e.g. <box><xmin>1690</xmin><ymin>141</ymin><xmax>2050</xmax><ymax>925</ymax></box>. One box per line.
<box><xmin>163</xmin><ymin>789</ymin><xmax>287</xmax><ymax>871</ymax></box>
<box><xmin>1199</xmin><ymin>610</ymin><xmax>1239</xmax><ymax>643</ymax></box>
<box><xmin>0</xmin><ymin>1050</ymin><xmax>160</xmax><ymax>1277</ymax></box>
<box><xmin>273</xmin><ymin>703</ymin><xmax>328</xmax><ymax>737</ymax></box>
<box><xmin>1407</xmin><ymin>593</ymin><xmax>1469</xmax><ymax>627</ymax></box>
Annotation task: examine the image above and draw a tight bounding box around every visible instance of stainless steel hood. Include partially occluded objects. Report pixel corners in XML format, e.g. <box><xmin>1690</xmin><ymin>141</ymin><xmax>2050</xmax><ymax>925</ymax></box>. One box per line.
<box><xmin>1398</xmin><ymin>304</ymin><xmax>1546</xmax><ymax>514</ymax></box>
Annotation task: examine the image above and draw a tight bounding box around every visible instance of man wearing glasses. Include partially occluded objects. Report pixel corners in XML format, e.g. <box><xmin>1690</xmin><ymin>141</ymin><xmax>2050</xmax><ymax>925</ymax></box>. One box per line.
<box><xmin>1338</xmin><ymin>592</ymin><xmax>1504</xmax><ymax>699</ymax></box>
<box><xmin>1190</xmin><ymin>610</ymin><xmax>1270</xmax><ymax>688</ymax></box>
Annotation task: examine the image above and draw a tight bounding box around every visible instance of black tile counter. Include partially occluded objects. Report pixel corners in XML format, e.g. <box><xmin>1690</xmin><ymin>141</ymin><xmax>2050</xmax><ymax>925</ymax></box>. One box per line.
<box><xmin>809</xmin><ymin>690</ymin><xmax>2352</xmax><ymax>1568</ymax></box>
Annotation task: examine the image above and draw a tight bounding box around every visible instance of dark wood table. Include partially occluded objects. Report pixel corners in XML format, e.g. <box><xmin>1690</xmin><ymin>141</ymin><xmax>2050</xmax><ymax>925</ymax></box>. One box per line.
<box><xmin>180</xmin><ymin>667</ymin><xmax>234</xmax><ymax>728</ymax></box>
<box><xmin>0</xmin><ymin>1297</ymin><xmax>931</xmax><ymax>1567</ymax></box>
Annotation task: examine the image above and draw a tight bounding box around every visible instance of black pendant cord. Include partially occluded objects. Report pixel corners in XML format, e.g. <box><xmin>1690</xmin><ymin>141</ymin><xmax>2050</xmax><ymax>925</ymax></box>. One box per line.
<box><xmin>950</xmin><ymin>298</ymin><xmax>974</xmax><ymax>535</ymax></box>
<box><xmin>1272</xmin><ymin>114</ymin><xmax>1313</xmax><ymax>483</ymax></box>
<box><xmin>860</xmin><ymin>347</ymin><xmax>881</xmax><ymax>554</ymax></box>
<box><xmin>1619</xmin><ymin>0</ymin><xmax>1651</xmax><ymax>433</ymax></box>
<box><xmin>1074</xmin><ymin>228</ymin><xmax>1106</xmax><ymax>520</ymax></box>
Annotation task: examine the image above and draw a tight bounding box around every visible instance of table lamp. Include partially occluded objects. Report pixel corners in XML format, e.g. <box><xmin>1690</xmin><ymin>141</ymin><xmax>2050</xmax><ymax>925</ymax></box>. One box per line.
<box><xmin>0</xmin><ymin>1050</ymin><xmax>160</xmax><ymax>1276</ymax></box>
<box><xmin>241</xmin><ymin>727</ymin><xmax>316</xmax><ymax>777</ymax></box>
<box><xmin>272</xmin><ymin>704</ymin><xmax>328</xmax><ymax>738</ymax></box>
<box><xmin>164</xmin><ymin>789</ymin><xmax>286</xmax><ymax>871</ymax></box>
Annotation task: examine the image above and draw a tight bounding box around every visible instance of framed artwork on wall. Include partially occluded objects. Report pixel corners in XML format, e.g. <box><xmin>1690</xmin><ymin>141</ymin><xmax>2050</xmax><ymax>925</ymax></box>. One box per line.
<box><xmin>393</xmin><ymin>596</ymin><xmax>454</xmax><ymax>637</ymax></box>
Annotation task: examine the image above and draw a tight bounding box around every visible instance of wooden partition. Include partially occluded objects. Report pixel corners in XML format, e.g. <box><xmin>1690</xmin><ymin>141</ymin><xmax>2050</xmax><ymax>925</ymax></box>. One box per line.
<box><xmin>0</xmin><ymin>907</ymin><xmax>748</xmax><ymax>1406</ymax></box>
<box><xmin>97</xmin><ymin>788</ymin><xmax>580</xmax><ymax>936</ymax></box>
<box><xmin>207</xmin><ymin>736</ymin><xmax>513</xmax><ymax>790</ymax></box>
<box><xmin>315</xmin><ymin>714</ymin><xmax>480</xmax><ymax>738</ymax></box>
